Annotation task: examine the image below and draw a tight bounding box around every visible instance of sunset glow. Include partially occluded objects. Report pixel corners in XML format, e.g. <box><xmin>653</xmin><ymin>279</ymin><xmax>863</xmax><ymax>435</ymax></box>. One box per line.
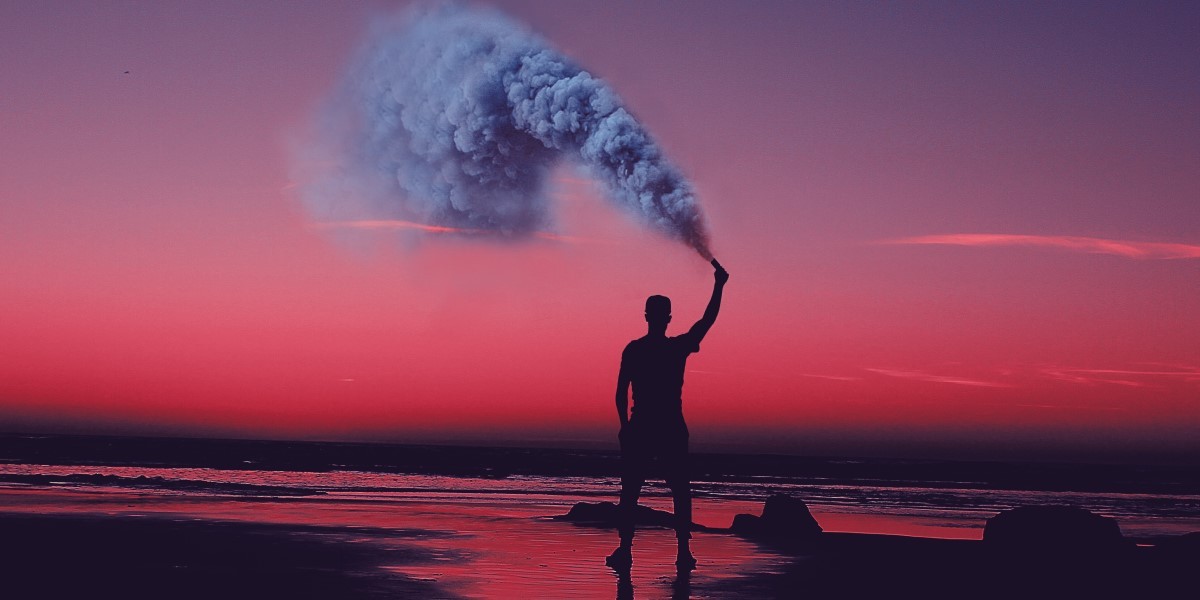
<box><xmin>1</xmin><ymin>1</ymin><xmax>1197</xmax><ymax>463</ymax></box>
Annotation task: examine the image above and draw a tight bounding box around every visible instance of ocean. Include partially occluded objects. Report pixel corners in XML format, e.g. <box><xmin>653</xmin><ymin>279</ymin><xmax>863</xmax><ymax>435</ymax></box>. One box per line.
<box><xmin>3</xmin><ymin>433</ymin><xmax>1197</xmax><ymax>540</ymax></box>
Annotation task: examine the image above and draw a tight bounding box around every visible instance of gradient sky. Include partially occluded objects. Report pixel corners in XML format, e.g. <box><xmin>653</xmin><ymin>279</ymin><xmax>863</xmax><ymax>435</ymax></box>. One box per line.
<box><xmin>2</xmin><ymin>1</ymin><xmax>1198</xmax><ymax>462</ymax></box>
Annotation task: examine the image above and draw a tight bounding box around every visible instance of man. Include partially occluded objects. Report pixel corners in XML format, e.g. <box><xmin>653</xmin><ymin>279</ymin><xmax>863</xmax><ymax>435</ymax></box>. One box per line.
<box><xmin>606</xmin><ymin>259</ymin><xmax>729</xmax><ymax>572</ymax></box>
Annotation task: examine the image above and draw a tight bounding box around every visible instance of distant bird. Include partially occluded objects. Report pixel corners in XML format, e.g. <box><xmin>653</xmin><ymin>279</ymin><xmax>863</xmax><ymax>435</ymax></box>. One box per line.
<box><xmin>123</xmin><ymin>70</ymin><xmax>130</xmax><ymax>74</ymax></box>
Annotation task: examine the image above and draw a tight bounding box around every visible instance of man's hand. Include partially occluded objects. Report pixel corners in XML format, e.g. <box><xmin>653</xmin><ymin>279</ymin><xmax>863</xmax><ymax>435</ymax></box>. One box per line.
<box><xmin>712</xmin><ymin>259</ymin><xmax>729</xmax><ymax>286</ymax></box>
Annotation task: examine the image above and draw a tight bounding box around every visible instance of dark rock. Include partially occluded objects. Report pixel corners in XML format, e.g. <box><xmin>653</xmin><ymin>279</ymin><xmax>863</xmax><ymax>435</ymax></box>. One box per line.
<box><xmin>1153</xmin><ymin>531</ymin><xmax>1200</xmax><ymax>556</ymax></box>
<box><xmin>983</xmin><ymin>506</ymin><xmax>1132</xmax><ymax>556</ymax></box>
<box><xmin>731</xmin><ymin>512</ymin><xmax>762</xmax><ymax>532</ymax></box>
<box><xmin>730</xmin><ymin>494</ymin><xmax>822</xmax><ymax>542</ymax></box>
<box><xmin>557</xmin><ymin>501</ymin><xmax>708</xmax><ymax>531</ymax></box>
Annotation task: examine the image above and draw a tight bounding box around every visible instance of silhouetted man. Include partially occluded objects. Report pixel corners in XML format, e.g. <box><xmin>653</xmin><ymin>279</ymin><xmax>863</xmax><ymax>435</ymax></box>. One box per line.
<box><xmin>607</xmin><ymin>260</ymin><xmax>729</xmax><ymax>572</ymax></box>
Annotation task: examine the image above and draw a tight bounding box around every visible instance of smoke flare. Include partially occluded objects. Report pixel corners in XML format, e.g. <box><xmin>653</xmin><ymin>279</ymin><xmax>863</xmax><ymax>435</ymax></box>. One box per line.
<box><xmin>295</xmin><ymin>3</ymin><xmax>711</xmax><ymax>259</ymax></box>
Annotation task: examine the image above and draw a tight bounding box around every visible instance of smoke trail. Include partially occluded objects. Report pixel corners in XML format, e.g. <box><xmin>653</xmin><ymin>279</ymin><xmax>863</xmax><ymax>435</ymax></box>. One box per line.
<box><xmin>295</xmin><ymin>3</ymin><xmax>711</xmax><ymax>259</ymax></box>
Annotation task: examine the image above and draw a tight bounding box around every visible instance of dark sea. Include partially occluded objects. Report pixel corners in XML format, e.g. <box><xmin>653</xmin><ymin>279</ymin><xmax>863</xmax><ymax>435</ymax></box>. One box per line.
<box><xmin>2</xmin><ymin>433</ymin><xmax>1196</xmax><ymax>540</ymax></box>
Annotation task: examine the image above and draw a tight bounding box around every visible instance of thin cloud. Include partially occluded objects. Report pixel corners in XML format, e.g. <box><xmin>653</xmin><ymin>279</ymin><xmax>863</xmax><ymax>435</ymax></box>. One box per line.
<box><xmin>797</xmin><ymin>373</ymin><xmax>862</xmax><ymax>382</ymax></box>
<box><xmin>1068</xmin><ymin>368</ymin><xmax>1200</xmax><ymax>377</ymax></box>
<box><xmin>1012</xmin><ymin>403</ymin><xmax>1127</xmax><ymax>412</ymax></box>
<box><xmin>1040</xmin><ymin>369</ymin><xmax>1098</xmax><ymax>385</ymax></box>
<box><xmin>1038</xmin><ymin>366</ymin><xmax>1200</xmax><ymax>388</ymax></box>
<box><xmin>311</xmin><ymin>219</ymin><xmax>584</xmax><ymax>243</ymax></box>
<box><xmin>882</xmin><ymin>234</ymin><xmax>1200</xmax><ymax>260</ymax></box>
<box><xmin>865</xmin><ymin>368</ymin><xmax>1011</xmax><ymax>388</ymax></box>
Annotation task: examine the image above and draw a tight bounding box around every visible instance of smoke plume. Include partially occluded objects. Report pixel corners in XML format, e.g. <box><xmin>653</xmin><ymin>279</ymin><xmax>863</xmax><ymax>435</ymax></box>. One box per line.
<box><xmin>295</xmin><ymin>3</ymin><xmax>711</xmax><ymax>259</ymax></box>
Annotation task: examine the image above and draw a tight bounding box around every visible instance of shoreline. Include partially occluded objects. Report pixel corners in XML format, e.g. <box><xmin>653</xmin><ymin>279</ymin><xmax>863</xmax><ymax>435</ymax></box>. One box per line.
<box><xmin>4</xmin><ymin>432</ymin><xmax>1198</xmax><ymax>494</ymax></box>
<box><xmin>4</xmin><ymin>459</ymin><xmax>1198</xmax><ymax>540</ymax></box>
<box><xmin>2</xmin><ymin>508</ymin><xmax>1193</xmax><ymax>599</ymax></box>
<box><xmin>2</xmin><ymin>482</ymin><xmax>1196</xmax><ymax>598</ymax></box>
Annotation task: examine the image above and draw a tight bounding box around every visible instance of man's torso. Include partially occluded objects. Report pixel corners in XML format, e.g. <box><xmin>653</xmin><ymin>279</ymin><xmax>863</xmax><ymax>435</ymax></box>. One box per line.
<box><xmin>623</xmin><ymin>333</ymin><xmax>700</xmax><ymax>420</ymax></box>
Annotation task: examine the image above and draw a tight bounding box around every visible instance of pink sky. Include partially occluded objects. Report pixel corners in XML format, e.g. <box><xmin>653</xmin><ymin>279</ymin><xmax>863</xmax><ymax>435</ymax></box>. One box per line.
<box><xmin>1</xmin><ymin>1</ymin><xmax>1197</xmax><ymax>462</ymax></box>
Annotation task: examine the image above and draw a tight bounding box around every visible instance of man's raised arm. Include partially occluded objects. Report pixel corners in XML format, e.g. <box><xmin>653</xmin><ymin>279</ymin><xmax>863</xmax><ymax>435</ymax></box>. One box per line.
<box><xmin>687</xmin><ymin>259</ymin><xmax>730</xmax><ymax>343</ymax></box>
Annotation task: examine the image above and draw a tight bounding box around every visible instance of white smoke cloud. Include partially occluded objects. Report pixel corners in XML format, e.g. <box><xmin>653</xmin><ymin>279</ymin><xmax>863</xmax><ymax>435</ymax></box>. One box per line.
<box><xmin>294</xmin><ymin>3</ymin><xmax>711</xmax><ymax>259</ymax></box>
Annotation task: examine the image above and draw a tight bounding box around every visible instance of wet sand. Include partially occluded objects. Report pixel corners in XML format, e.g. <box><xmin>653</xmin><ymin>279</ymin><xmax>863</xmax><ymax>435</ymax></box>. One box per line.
<box><xmin>0</xmin><ymin>487</ymin><xmax>788</xmax><ymax>598</ymax></box>
<box><xmin>0</xmin><ymin>512</ymin><xmax>448</xmax><ymax>599</ymax></box>
<box><xmin>1</xmin><ymin>486</ymin><xmax>1193</xmax><ymax>599</ymax></box>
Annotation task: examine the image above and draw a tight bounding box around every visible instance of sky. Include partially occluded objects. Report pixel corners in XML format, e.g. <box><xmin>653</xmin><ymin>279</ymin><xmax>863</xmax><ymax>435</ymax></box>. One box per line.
<box><xmin>2</xmin><ymin>1</ymin><xmax>1198</xmax><ymax>463</ymax></box>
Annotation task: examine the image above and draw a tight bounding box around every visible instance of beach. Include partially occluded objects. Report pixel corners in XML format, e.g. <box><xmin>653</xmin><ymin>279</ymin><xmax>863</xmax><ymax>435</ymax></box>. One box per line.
<box><xmin>0</xmin><ymin>485</ymin><xmax>785</xmax><ymax>598</ymax></box>
<box><xmin>2</xmin><ymin>486</ymin><xmax>1195</xmax><ymax>599</ymax></box>
<box><xmin>1</xmin><ymin>434</ymin><xmax>1197</xmax><ymax>598</ymax></box>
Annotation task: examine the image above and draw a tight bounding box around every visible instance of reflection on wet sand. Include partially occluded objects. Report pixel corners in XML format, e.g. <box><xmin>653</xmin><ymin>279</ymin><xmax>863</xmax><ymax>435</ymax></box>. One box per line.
<box><xmin>2</xmin><ymin>484</ymin><xmax>1195</xmax><ymax>598</ymax></box>
<box><xmin>614</xmin><ymin>562</ymin><xmax>694</xmax><ymax>600</ymax></box>
<box><xmin>0</xmin><ymin>487</ymin><xmax>790</xmax><ymax>598</ymax></box>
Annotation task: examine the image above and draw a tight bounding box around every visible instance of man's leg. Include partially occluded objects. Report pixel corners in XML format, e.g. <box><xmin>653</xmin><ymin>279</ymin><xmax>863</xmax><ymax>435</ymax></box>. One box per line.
<box><xmin>665</xmin><ymin>427</ymin><xmax>695</xmax><ymax>570</ymax></box>
<box><xmin>617</xmin><ymin>459</ymin><xmax>646</xmax><ymax>547</ymax></box>
<box><xmin>608</xmin><ymin>429</ymin><xmax>645</xmax><ymax>569</ymax></box>
<box><xmin>666</xmin><ymin>470</ymin><xmax>691</xmax><ymax>543</ymax></box>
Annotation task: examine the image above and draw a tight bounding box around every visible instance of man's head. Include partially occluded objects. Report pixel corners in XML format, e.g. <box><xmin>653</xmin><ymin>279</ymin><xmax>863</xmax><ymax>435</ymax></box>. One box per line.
<box><xmin>645</xmin><ymin>295</ymin><xmax>672</xmax><ymax>328</ymax></box>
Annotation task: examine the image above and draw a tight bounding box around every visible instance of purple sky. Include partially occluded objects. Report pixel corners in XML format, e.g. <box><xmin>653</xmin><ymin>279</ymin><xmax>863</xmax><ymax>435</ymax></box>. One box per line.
<box><xmin>1</xmin><ymin>1</ymin><xmax>1198</xmax><ymax>462</ymax></box>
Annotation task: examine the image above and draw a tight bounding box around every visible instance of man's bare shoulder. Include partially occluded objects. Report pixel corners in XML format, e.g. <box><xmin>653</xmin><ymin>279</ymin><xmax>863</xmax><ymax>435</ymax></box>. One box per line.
<box><xmin>624</xmin><ymin>335</ymin><xmax>661</xmax><ymax>356</ymax></box>
<box><xmin>669</xmin><ymin>332</ymin><xmax>701</xmax><ymax>353</ymax></box>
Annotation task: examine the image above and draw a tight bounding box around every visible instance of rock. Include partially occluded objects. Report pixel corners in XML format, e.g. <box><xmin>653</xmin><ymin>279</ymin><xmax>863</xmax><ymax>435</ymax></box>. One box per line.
<box><xmin>731</xmin><ymin>512</ymin><xmax>763</xmax><ymax>532</ymax></box>
<box><xmin>1153</xmin><ymin>531</ymin><xmax>1200</xmax><ymax>557</ymax></box>
<box><xmin>730</xmin><ymin>494</ymin><xmax>822</xmax><ymax>542</ymax></box>
<box><xmin>557</xmin><ymin>501</ymin><xmax>707</xmax><ymax>531</ymax></box>
<box><xmin>983</xmin><ymin>506</ymin><xmax>1132</xmax><ymax>556</ymax></box>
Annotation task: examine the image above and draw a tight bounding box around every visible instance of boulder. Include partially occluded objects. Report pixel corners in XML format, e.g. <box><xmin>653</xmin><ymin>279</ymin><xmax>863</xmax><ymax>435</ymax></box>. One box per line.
<box><xmin>557</xmin><ymin>501</ymin><xmax>707</xmax><ymax>531</ymax></box>
<box><xmin>983</xmin><ymin>506</ymin><xmax>1131</xmax><ymax>556</ymax></box>
<box><xmin>730</xmin><ymin>494</ymin><xmax>822</xmax><ymax>542</ymax></box>
<box><xmin>1153</xmin><ymin>531</ymin><xmax>1200</xmax><ymax>557</ymax></box>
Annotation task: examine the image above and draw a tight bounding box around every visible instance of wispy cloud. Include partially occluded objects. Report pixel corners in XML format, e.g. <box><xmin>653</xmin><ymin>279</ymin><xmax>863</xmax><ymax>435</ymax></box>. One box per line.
<box><xmin>1012</xmin><ymin>403</ymin><xmax>1127</xmax><ymax>412</ymax></box>
<box><xmin>310</xmin><ymin>219</ymin><xmax>584</xmax><ymax>243</ymax></box>
<box><xmin>865</xmin><ymin>368</ymin><xmax>1011</xmax><ymax>388</ymax></box>
<box><xmin>1040</xmin><ymin>366</ymin><xmax>1200</xmax><ymax>388</ymax></box>
<box><xmin>1032</xmin><ymin>364</ymin><xmax>1200</xmax><ymax>388</ymax></box>
<box><xmin>797</xmin><ymin>373</ymin><xmax>862</xmax><ymax>382</ymax></box>
<box><xmin>1068</xmin><ymin>368</ymin><xmax>1200</xmax><ymax>377</ymax></box>
<box><xmin>882</xmin><ymin>234</ymin><xmax>1200</xmax><ymax>260</ymax></box>
<box><xmin>862</xmin><ymin>363</ymin><xmax>1197</xmax><ymax>391</ymax></box>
